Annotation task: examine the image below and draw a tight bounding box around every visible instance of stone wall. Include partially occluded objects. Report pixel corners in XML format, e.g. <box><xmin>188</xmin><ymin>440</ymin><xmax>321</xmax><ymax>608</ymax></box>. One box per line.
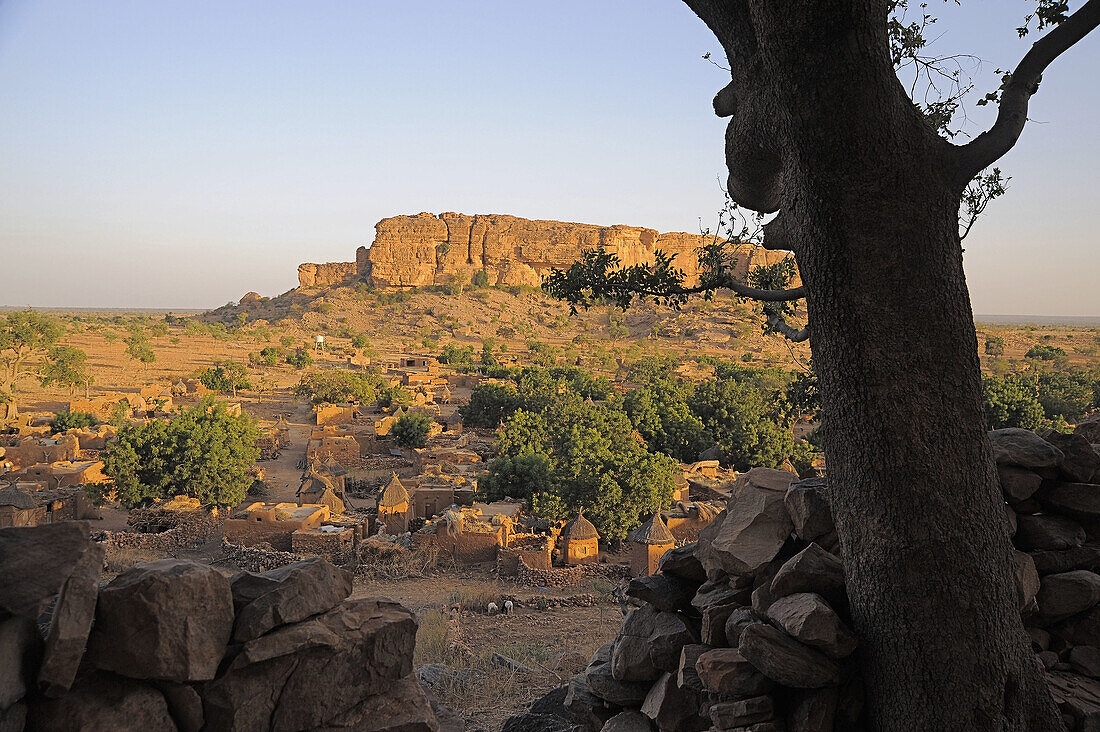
<box><xmin>93</xmin><ymin>509</ymin><xmax>221</xmax><ymax>553</ymax></box>
<box><xmin>298</xmin><ymin>211</ymin><xmax>797</xmax><ymax>291</ymax></box>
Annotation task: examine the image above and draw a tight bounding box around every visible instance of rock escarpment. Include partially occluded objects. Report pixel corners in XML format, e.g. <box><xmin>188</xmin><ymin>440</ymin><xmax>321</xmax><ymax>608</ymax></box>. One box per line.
<box><xmin>298</xmin><ymin>212</ymin><xmax>795</xmax><ymax>290</ymax></box>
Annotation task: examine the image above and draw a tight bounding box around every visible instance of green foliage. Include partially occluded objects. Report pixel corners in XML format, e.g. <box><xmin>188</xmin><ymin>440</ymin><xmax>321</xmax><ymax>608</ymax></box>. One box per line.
<box><xmin>378</xmin><ymin>384</ymin><xmax>413</xmax><ymax>410</ymax></box>
<box><xmin>350</xmin><ymin>333</ymin><xmax>370</xmax><ymax>350</ymax></box>
<box><xmin>526</xmin><ymin>340</ymin><xmax>559</xmax><ymax>367</ymax></box>
<box><xmin>482</xmin><ymin>395</ymin><xmax>678</xmax><ymax>542</ymax></box>
<box><xmin>471</xmin><ymin>269</ymin><xmax>490</xmax><ymax>288</ymax></box>
<box><xmin>124</xmin><ymin>331</ymin><xmax>156</xmax><ymax>364</ymax></box>
<box><xmin>280</xmin><ymin>334</ymin><xmax>296</xmax><ymax>348</ymax></box>
<box><xmin>1026</xmin><ymin>344</ymin><xmax>1068</xmax><ymax>364</ymax></box>
<box><xmin>391</xmin><ymin>412</ymin><xmax>433</xmax><ymax>448</ymax></box>
<box><xmin>438</xmin><ymin>343</ymin><xmax>475</xmax><ymax>367</ymax></box>
<box><xmin>1035</xmin><ymin>367</ymin><xmax>1098</xmax><ymax>422</ymax></box>
<box><xmin>0</xmin><ymin>310</ymin><xmax>64</xmax><ymax>391</ymax></box>
<box><xmin>252</xmin><ymin>346</ymin><xmax>283</xmax><ymax>366</ymax></box>
<box><xmin>198</xmin><ymin>361</ymin><xmax>252</xmax><ymax>395</ymax></box>
<box><xmin>985</xmin><ymin>336</ymin><xmax>1006</xmax><ymax>356</ymax></box>
<box><xmin>461</xmin><ymin>382</ymin><xmax>523</xmax><ymax>427</ymax></box>
<box><xmin>295</xmin><ymin>369</ymin><xmax>381</xmax><ymax>405</ymax></box>
<box><xmin>691</xmin><ymin>376</ymin><xmax>795</xmax><ymax>471</ymax></box>
<box><xmin>286</xmin><ymin>348</ymin><xmax>313</xmax><ymax>369</ymax></box>
<box><xmin>39</xmin><ymin>346</ymin><xmax>93</xmax><ymax>396</ymax></box>
<box><xmin>982</xmin><ymin>373</ymin><xmax>1045</xmax><ymax>430</ymax></box>
<box><xmin>51</xmin><ymin>411</ymin><xmax>98</xmax><ymax>432</ymax></box>
<box><xmin>103</xmin><ymin>398</ymin><xmax>260</xmax><ymax>508</ymax></box>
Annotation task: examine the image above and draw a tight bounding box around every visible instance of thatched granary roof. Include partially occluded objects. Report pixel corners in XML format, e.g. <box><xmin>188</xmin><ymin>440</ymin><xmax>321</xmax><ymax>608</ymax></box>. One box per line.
<box><xmin>563</xmin><ymin>511</ymin><xmax>599</xmax><ymax>541</ymax></box>
<box><xmin>0</xmin><ymin>484</ymin><xmax>37</xmax><ymax>510</ymax></box>
<box><xmin>379</xmin><ymin>473</ymin><xmax>410</xmax><ymax>508</ymax></box>
<box><xmin>632</xmin><ymin>512</ymin><xmax>676</xmax><ymax>546</ymax></box>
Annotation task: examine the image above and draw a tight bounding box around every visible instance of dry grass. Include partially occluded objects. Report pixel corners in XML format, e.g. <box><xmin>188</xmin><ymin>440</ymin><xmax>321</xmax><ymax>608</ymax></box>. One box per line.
<box><xmin>102</xmin><ymin>546</ymin><xmax>164</xmax><ymax>574</ymax></box>
<box><xmin>355</xmin><ymin>540</ymin><xmax>441</xmax><ymax>581</ymax></box>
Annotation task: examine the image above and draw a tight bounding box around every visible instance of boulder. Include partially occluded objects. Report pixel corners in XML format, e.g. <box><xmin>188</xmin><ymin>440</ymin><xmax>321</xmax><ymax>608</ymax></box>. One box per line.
<box><xmin>734</xmin><ymin>467</ymin><xmax>798</xmax><ymax>494</ymax></box>
<box><xmin>1047</xmin><ymin>670</ymin><xmax>1100</xmax><ymax>731</ymax></box>
<box><xmin>1014</xmin><ymin>513</ymin><xmax>1086</xmax><ymax>551</ymax></box>
<box><xmin>230</xmin><ymin>557</ymin><xmax>353</xmax><ymax>642</ymax></box>
<box><xmin>565</xmin><ymin>672</ymin><xmax>616</xmax><ymax>730</ymax></box>
<box><xmin>612</xmin><ymin>606</ymin><xmax>660</xmax><ymax>681</ymax></box>
<box><xmin>1042</xmin><ymin>431</ymin><xmax>1100</xmax><ymax>483</ymax></box>
<box><xmin>1076</xmin><ymin>415</ymin><xmax>1100</xmax><ymax>444</ymax></box>
<box><xmin>587</xmin><ymin>642</ymin><xmax>651</xmax><ymax>707</ymax></box>
<box><xmin>649</xmin><ymin>612</ymin><xmax>700</xmax><ymax>673</ymax></box>
<box><xmin>998</xmin><ymin>465</ymin><xmax>1044</xmax><ymax>502</ymax></box>
<box><xmin>770</xmin><ymin>543</ymin><xmax>846</xmax><ymax>608</ymax></box>
<box><xmin>1070</xmin><ymin>646</ymin><xmax>1100</xmax><ymax>679</ymax></box>
<box><xmin>738</xmin><ymin>623</ymin><xmax>841</xmax><ymax>688</ymax></box>
<box><xmin>202</xmin><ymin>597</ymin><xmax>415</xmax><ymax>730</ymax></box>
<box><xmin>709</xmin><ymin>695</ymin><xmax>774</xmax><ymax>728</ymax></box>
<box><xmin>1051</xmin><ymin>604</ymin><xmax>1100</xmax><ymax>647</ymax></box>
<box><xmin>1036</xmin><ymin>570</ymin><xmax>1100</xmax><ymax>625</ymax></box>
<box><xmin>640</xmin><ymin>672</ymin><xmax>705</xmax><ymax>732</ymax></box>
<box><xmin>677</xmin><ymin>644</ymin><xmax>710</xmax><ymax>692</ymax></box>
<box><xmin>28</xmin><ymin>673</ymin><xmax>175</xmax><ymax>732</ymax></box>
<box><xmin>765</xmin><ymin>593</ymin><xmax>857</xmax><ymax>659</ymax></box>
<box><xmin>626</xmin><ymin>573</ymin><xmax>696</xmax><ymax>614</ymax></box>
<box><xmin>785</xmin><ymin>477</ymin><xmax>833</xmax><ymax>543</ymax></box>
<box><xmin>0</xmin><ymin>616</ymin><xmax>37</xmax><ymax>710</ymax></box>
<box><xmin>701</xmin><ymin>600</ymin><xmax>743</xmax><ymax>646</ymax></box>
<box><xmin>155</xmin><ymin>681</ymin><xmax>204</xmax><ymax>732</ymax></box>
<box><xmin>1013</xmin><ymin>551</ymin><xmax>1041</xmax><ymax>611</ymax></box>
<box><xmin>503</xmin><ymin>712</ymin><xmax>573</xmax><ymax>732</ymax></box>
<box><xmin>657</xmin><ymin>543</ymin><xmax>707</xmax><ymax>584</ymax></box>
<box><xmin>725</xmin><ymin>607</ymin><xmax>765</xmax><ymax>649</ymax></box>
<box><xmin>0</xmin><ymin>521</ymin><xmax>97</xmax><ymax>619</ymax></box>
<box><xmin>319</xmin><ymin>673</ymin><xmax>443</xmax><ymax>731</ymax></box>
<box><xmin>695</xmin><ymin>648</ymin><xmax>774</xmax><ymax>698</ymax></box>
<box><xmin>1038</xmin><ymin>482</ymin><xmax>1100</xmax><ymax>521</ymax></box>
<box><xmin>37</xmin><ymin>541</ymin><xmax>104</xmax><ymax>697</ymax></box>
<box><xmin>1030</xmin><ymin>544</ymin><xmax>1100</xmax><ymax>575</ymax></box>
<box><xmin>702</xmin><ymin>484</ymin><xmax>793</xmax><ymax>578</ymax></box>
<box><xmin>691</xmin><ymin>579</ymin><xmax>748</xmax><ymax>612</ymax></box>
<box><xmin>602</xmin><ymin>710</ymin><xmax>654</xmax><ymax>732</ymax></box>
<box><xmin>786</xmin><ymin>686</ymin><xmax>838</xmax><ymax>732</ymax></box>
<box><xmin>86</xmin><ymin>559</ymin><xmax>233</xmax><ymax>682</ymax></box>
<box><xmin>989</xmin><ymin>428</ymin><xmax>1064</xmax><ymax>469</ymax></box>
<box><xmin>0</xmin><ymin>703</ymin><xmax>26</xmax><ymax>732</ymax></box>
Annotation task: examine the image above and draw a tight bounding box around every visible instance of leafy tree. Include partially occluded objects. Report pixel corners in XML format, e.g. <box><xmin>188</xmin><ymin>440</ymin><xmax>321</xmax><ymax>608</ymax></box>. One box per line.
<box><xmin>124</xmin><ymin>331</ymin><xmax>156</xmax><ymax>367</ymax></box>
<box><xmin>378</xmin><ymin>384</ymin><xmax>413</xmax><ymax>410</ymax></box>
<box><xmin>0</xmin><ymin>310</ymin><xmax>63</xmax><ymax>407</ymax></box>
<box><xmin>483</xmin><ymin>396</ymin><xmax>678</xmax><ymax>541</ymax></box>
<box><xmin>103</xmin><ymin>398</ymin><xmax>260</xmax><ymax>507</ymax></box>
<box><xmin>460</xmin><ymin>382</ymin><xmax>522</xmax><ymax>427</ymax></box>
<box><xmin>350</xmin><ymin>333</ymin><xmax>370</xmax><ymax>350</ymax></box>
<box><xmin>480</xmin><ymin>338</ymin><xmax>499</xmax><ymax>368</ymax></box>
<box><xmin>252</xmin><ymin>345</ymin><xmax>283</xmax><ymax>366</ymax></box>
<box><xmin>985</xmin><ymin>336</ymin><xmax>1006</xmax><ymax>356</ymax></box>
<box><xmin>982</xmin><ymin>373</ymin><xmax>1046</xmax><ymax>430</ymax></box>
<box><xmin>1036</xmin><ymin>367</ymin><xmax>1098</xmax><ymax>422</ymax></box>
<box><xmin>40</xmin><ymin>345</ymin><xmax>94</xmax><ymax>397</ymax></box>
<box><xmin>541</xmin><ymin>3</ymin><xmax>1100</xmax><ymax>723</ymax></box>
<box><xmin>691</xmin><ymin>377</ymin><xmax>795</xmax><ymax>470</ymax></box>
<box><xmin>51</xmin><ymin>411</ymin><xmax>98</xmax><ymax>432</ymax></box>
<box><xmin>197</xmin><ymin>361</ymin><xmax>252</xmax><ymax>397</ymax></box>
<box><xmin>438</xmin><ymin>343</ymin><xmax>475</xmax><ymax>366</ymax></box>
<box><xmin>391</xmin><ymin>412</ymin><xmax>432</xmax><ymax>448</ymax></box>
<box><xmin>285</xmin><ymin>348</ymin><xmax>312</xmax><ymax>369</ymax></box>
<box><xmin>295</xmin><ymin>369</ymin><xmax>381</xmax><ymax>405</ymax></box>
<box><xmin>1026</xmin><ymin>344</ymin><xmax>1069</xmax><ymax>365</ymax></box>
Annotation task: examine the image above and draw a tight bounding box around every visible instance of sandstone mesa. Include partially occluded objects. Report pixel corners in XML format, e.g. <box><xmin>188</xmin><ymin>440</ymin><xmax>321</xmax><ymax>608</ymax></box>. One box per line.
<box><xmin>298</xmin><ymin>212</ymin><xmax>796</xmax><ymax>290</ymax></box>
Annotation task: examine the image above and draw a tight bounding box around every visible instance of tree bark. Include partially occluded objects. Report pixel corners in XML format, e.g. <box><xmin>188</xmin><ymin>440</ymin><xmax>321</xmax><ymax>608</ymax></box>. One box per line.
<box><xmin>683</xmin><ymin>1</ymin><xmax>1063</xmax><ymax>728</ymax></box>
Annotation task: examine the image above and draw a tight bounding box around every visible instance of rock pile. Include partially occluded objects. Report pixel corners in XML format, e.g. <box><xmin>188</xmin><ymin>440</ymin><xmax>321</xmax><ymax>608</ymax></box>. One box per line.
<box><xmin>532</xmin><ymin>425</ymin><xmax>1100</xmax><ymax>732</ymax></box>
<box><xmin>0</xmin><ymin>522</ymin><xmax>459</xmax><ymax>731</ymax></box>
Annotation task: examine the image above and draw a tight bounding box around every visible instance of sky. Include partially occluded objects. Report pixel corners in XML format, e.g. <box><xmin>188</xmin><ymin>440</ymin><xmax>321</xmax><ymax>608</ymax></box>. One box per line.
<box><xmin>0</xmin><ymin>1</ymin><xmax>1096</xmax><ymax>315</ymax></box>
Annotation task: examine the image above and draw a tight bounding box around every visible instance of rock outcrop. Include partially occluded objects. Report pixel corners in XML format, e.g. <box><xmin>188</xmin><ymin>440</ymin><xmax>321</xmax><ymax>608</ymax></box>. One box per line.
<box><xmin>0</xmin><ymin>524</ymin><xmax>459</xmax><ymax>732</ymax></box>
<box><xmin>298</xmin><ymin>212</ymin><xmax>796</xmax><ymax>290</ymax></box>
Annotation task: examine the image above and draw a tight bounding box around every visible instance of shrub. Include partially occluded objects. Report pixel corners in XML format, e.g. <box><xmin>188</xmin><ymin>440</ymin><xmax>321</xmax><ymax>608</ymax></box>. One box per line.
<box><xmin>391</xmin><ymin>413</ymin><xmax>432</xmax><ymax>448</ymax></box>
<box><xmin>472</xmin><ymin>269</ymin><xmax>490</xmax><ymax>288</ymax></box>
<box><xmin>985</xmin><ymin>336</ymin><xmax>1005</xmax><ymax>356</ymax></box>
<box><xmin>51</xmin><ymin>411</ymin><xmax>97</xmax><ymax>432</ymax></box>
<box><xmin>286</xmin><ymin>349</ymin><xmax>313</xmax><ymax>369</ymax></box>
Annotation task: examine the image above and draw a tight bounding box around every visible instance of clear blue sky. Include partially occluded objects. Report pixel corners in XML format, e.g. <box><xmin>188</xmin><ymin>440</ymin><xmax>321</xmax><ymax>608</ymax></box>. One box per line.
<box><xmin>0</xmin><ymin>1</ymin><xmax>1096</xmax><ymax>314</ymax></box>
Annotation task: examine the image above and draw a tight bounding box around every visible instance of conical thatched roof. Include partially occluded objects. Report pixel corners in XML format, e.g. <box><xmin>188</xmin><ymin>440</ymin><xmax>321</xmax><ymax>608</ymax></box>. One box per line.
<box><xmin>563</xmin><ymin>511</ymin><xmax>599</xmax><ymax>541</ymax></box>
<box><xmin>632</xmin><ymin>512</ymin><xmax>675</xmax><ymax>546</ymax></box>
<box><xmin>379</xmin><ymin>473</ymin><xmax>410</xmax><ymax>508</ymax></box>
<box><xmin>0</xmin><ymin>484</ymin><xmax>37</xmax><ymax>510</ymax></box>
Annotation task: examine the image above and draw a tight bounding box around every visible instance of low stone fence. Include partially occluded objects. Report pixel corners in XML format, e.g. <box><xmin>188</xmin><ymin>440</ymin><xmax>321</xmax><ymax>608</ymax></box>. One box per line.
<box><xmin>92</xmin><ymin>510</ymin><xmax>221</xmax><ymax>553</ymax></box>
<box><xmin>513</xmin><ymin>559</ymin><xmax>630</xmax><ymax>588</ymax></box>
<box><xmin>221</xmin><ymin>539</ymin><xmax>304</xmax><ymax>573</ymax></box>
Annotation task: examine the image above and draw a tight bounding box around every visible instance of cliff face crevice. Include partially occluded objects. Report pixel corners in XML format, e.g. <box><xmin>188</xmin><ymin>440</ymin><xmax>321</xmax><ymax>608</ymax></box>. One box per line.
<box><xmin>298</xmin><ymin>212</ymin><xmax>796</xmax><ymax>290</ymax></box>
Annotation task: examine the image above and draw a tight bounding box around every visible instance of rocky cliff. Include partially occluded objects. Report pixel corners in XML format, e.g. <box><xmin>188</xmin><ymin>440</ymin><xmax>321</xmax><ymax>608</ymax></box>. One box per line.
<box><xmin>298</xmin><ymin>212</ymin><xmax>794</xmax><ymax>290</ymax></box>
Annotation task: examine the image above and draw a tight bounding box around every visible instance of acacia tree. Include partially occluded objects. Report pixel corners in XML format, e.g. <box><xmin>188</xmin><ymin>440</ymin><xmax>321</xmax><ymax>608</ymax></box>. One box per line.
<box><xmin>0</xmin><ymin>310</ymin><xmax>63</xmax><ymax>412</ymax></box>
<box><xmin>547</xmin><ymin>2</ymin><xmax>1099</xmax><ymax>728</ymax></box>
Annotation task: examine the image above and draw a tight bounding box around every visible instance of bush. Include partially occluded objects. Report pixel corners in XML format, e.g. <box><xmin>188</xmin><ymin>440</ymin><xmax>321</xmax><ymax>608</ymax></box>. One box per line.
<box><xmin>1026</xmin><ymin>344</ymin><xmax>1068</xmax><ymax>364</ymax></box>
<box><xmin>295</xmin><ymin>369</ymin><xmax>381</xmax><ymax>405</ymax></box>
<box><xmin>198</xmin><ymin>361</ymin><xmax>251</xmax><ymax>395</ymax></box>
<box><xmin>391</xmin><ymin>413</ymin><xmax>433</xmax><ymax>448</ymax></box>
<box><xmin>985</xmin><ymin>336</ymin><xmax>1005</xmax><ymax>356</ymax></box>
<box><xmin>471</xmin><ymin>269</ymin><xmax>490</xmax><ymax>288</ymax></box>
<box><xmin>51</xmin><ymin>411</ymin><xmax>97</xmax><ymax>432</ymax></box>
<box><xmin>286</xmin><ymin>349</ymin><xmax>313</xmax><ymax>369</ymax></box>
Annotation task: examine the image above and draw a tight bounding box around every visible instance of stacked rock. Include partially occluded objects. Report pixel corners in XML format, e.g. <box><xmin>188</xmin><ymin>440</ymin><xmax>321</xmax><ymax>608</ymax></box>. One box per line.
<box><xmin>560</xmin><ymin>467</ymin><xmax>858</xmax><ymax>732</ymax></box>
<box><xmin>993</xmin><ymin>427</ymin><xmax>1100</xmax><ymax>727</ymax></box>
<box><xmin>0</xmin><ymin>522</ymin><xmax>460</xmax><ymax>732</ymax></box>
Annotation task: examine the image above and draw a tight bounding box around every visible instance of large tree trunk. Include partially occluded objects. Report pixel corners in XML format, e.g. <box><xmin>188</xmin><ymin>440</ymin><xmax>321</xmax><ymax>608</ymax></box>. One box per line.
<box><xmin>684</xmin><ymin>1</ymin><xmax>1062</xmax><ymax>728</ymax></box>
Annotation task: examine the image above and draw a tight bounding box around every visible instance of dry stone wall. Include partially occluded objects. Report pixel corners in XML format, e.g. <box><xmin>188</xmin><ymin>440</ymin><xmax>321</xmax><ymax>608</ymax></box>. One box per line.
<box><xmin>298</xmin><ymin>212</ymin><xmax>797</xmax><ymax>290</ymax></box>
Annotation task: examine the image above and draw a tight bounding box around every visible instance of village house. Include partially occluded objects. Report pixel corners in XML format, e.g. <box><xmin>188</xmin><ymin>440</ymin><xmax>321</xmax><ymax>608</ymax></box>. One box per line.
<box><xmin>223</xmin><ymin>502</ymin><xmax>329</xmax><ymax>551</ymax></box>
<box><xmin>296</xmin><ymin>470</ymin><xmax>346</xmax><ymax>514</ymax></box>
<box><xmin>0</xmin><ymin>483</ymin><xmax>99</xmax><ymax>528</ymax></box>
<box><xmin>377</xmin><ymin>474</ymin><xmax>411</xmax><ymax>534</ymax></box>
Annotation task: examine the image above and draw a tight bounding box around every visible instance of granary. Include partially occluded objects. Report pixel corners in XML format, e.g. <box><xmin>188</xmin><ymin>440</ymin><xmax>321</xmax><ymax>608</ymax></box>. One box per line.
<box><xmin>560</xmin><ymin>511</ymin><xmax>600</xmax><ymax>565</ymax></box>
<box><xmin>0</xmin><ymin>484</ymin><xmax>43</xmax><ymax>527</ymax></box>
<box><xmin>664</xmin><ymin>501</ymin><xmax>722</xmax><ymax>541</ymax></box>
<box><xmin>297</xmin><ymin>470</ymin><xmax>346</xmax><ymax>514</ymax></box>
<box><xmin>377</xmin><ymin>473</ymin><xmax>411</xmax><ymax>534</ymax></box>
<box><xmin>630</xmin><ymin>512</ymin><xmax>676</xmax><ymax>576</ymax></box>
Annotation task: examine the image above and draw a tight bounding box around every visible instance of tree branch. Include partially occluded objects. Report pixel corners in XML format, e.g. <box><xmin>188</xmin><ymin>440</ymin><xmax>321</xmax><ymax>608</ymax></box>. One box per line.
<box><xmin>766</xmin><ymin>312</ymin><xmax>810</xmax><ymax>342</ymax></box>
<box><xmin>954</xmin><ymin>0</ymin><xmax>1100</xmax><ymax>180</ymax></box>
